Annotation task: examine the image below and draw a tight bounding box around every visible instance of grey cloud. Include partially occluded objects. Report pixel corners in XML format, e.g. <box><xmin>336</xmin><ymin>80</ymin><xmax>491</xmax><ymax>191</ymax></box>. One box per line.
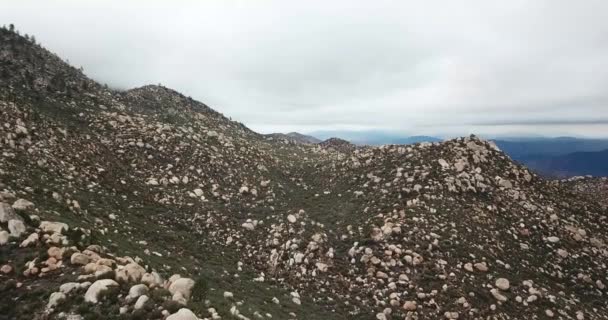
<box><xmin>468</xmin><ymin>119</ymin><xmax>608</xmax><ymax>126</ymax></box>
<box><xmin>1</xmin><ymin>0</ymin><xmax>608</xmax><ymax>137</ymax></box>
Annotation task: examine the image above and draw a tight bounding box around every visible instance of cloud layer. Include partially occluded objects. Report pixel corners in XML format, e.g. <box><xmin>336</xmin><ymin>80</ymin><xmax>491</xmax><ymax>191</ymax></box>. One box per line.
<box><xmin>2</xmin><ymin>0</ymin><xmax>608</xmax><ymax>137</ymax></box>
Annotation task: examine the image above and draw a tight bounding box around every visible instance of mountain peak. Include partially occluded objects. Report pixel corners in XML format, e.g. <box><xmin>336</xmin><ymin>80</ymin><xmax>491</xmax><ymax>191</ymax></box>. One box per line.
<box><xmin>0</xmin><ymin>26</ymin><xmax>94</xmax><ymax>96</ymax></box>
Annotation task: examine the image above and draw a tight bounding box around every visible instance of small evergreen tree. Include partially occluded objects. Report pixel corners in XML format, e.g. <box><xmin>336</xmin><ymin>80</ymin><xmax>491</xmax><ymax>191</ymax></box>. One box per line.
<box><xmin>9</xmin><ymin>24</ymin><xmax>14</xmax><ymax>32</ymax></box>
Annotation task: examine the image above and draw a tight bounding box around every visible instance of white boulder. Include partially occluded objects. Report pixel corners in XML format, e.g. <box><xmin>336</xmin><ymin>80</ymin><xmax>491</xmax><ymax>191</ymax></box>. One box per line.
<box><xmin>169</xmin><ymin>277</ymin><xmax>195</xmax><ymax>302</ymax></box>
<box><xmin>115</xmin><ymin>262</ymin><xmax>146</xmax><ymax>283</ymax></box>
<box><xmin>12</xmin><ymin>199</ymin><xmax>34</xmax><ymax>211</ymax></box>
<box><xmin>84</xmin><ymin>279</ymin><xmax>119</xmax><ymax>303</ymax></box>
<box><xmin>40</xmin><ymin>221</ymin><xmax>69</xmax><ymax>234</ymax></box>
<box><xmin>0</xmin><ymin>203</ymin><xmax>17</xmax><ymax>222</ymax></box>
<box><xmin>8</xmin><ymin>219</ymin><xmax>26</xmax><ymax>237</ymax></box>
<box><xmin>0</xmin><ymin>231</ymin><xmax>9</xmax><ymax>245</ymax></box>
<box><xmin>134</xmin><ymin>295</ymin><xmax>149</xmax><ymax>309</ymax></box>
<box><xmin>20</xmin><ymin>232</ymin><xmax>39</xmax><ymax>247</ymax></box>
<box><xmin>167</xmin><ymin>308</ymin><xmax>199</xmax><ymax>320</ymax></box>
<box><xmin>70</xmin><ymin>252</ymin><xmax>91</xmax><ymax>265</ymax></box>
<box><xmin>141</xmin><ymin>272</ymin><xmax>163</xmax><ymax>288</ymax></box>
<box><xmin>47</xmin><ymin>292</ymin><xmax>66</xmax><ymax>309</ymax></box>
<box><xmin>128</xmin><ymin>284</ymin><xmax>149</xmax><ymax>300</ymax></box>
<box><xmin>495</xmin><ymin>278</ymin><xmax>510</xmax><ymax>291</ymax></box>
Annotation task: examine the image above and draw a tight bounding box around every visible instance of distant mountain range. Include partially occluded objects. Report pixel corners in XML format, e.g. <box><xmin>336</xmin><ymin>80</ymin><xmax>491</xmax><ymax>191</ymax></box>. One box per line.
<box><xmin>307</xmin><ymin>130</ymin><xmax>442</xmax><ymax>145</ymax></box>
<box><xmin>492</xmin><ymin>137</ymin><xmax>608</xmax><ymax>158</ymax></box>
<box><xmin>492</xmin><ymin>137</ymin><xmax>608</xmax><ymax>177</ymax></box>
<box><xmin>516</xmin><ymin>149</ymin><xmax>608</xmax><ymax>178</ymax></box>
<box><xmin>272</xmin><ymin>132</ymin><xmax>608</xmax><ymax>177</ymax></box>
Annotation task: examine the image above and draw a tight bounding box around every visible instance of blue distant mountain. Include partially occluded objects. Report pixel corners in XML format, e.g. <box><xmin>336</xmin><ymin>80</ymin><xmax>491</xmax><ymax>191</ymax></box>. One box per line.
<box><xmin>517</xmin><ymin>149</ymin><xmax>608</xmax><ymax>177</ymax></box>
<box><xmin>493</xmin><ymin>137</ymin><xmax>608</xmax><ymax>159</ymax></box>
<box><xmin>492</xmin><ymin>137</ymin><xmax>608</xmax><ymax>177</ymax></box>
<box><xmin>307</xmin><ymin>130</ymin><xmax>442</xmax><ymax>146</ymax></box>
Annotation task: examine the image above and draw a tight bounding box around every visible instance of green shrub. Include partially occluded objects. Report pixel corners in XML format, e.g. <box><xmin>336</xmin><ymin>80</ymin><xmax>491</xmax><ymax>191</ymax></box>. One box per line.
<box><xmin>150</xmin><ymin>288</ymin><xmax>171</xmax><ymax>302</ymax></box>
<box><xmin>190</xmin><ymin>276</ymin><xmax>209</xmax><ymax>302</ymax></box>
<box><xmin>162</xmin><ymin>300</ymin><xmax>182</xmax><ymax>314</ymax></box>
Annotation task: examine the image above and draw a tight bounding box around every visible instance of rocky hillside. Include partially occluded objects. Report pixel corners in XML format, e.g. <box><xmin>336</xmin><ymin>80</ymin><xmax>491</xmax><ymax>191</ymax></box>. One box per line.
<box><xmin>1</xmin><ymin>26</ymin><xmax>608</xmax><ymax>320</ymax></box>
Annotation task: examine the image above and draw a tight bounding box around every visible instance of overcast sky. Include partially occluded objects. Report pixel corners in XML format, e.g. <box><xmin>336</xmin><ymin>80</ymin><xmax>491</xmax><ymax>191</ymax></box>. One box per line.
<box><xmin>2</xmin><ymin>0</ymin><xmax>608</xmax><ymax>137</ymax></box>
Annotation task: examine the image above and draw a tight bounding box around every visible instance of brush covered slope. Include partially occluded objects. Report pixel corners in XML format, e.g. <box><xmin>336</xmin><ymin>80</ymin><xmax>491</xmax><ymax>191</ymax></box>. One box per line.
<box><xmin>1</xmin><ymin>27</ymin><xmax>608</xmax><ymax>320</ymax></box>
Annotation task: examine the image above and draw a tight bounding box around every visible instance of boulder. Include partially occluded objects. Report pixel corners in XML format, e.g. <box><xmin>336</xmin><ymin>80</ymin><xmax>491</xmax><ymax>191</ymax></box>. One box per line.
<box><xmin>8</xmin><ymin>219</ymin><xmax>26</xmax><ymax>237</ymax></box>
<box><xmin>82</xmin><ymin>250</ymin><xmax>101</xmax><ymax>262</ymax></box>
<box><xmin>0</xmin><ymin>203</ymin><xmax>17</xmax><ymax>222</ymax></box>
<box><xmin>59</xmin><ymin>282</ymin><xmax>84</xmax><ymax>294</ymax></box>
<box><xmin>47</xmin><ymin>292</ymin><xmax>66</xmax><ymax>309</ymax></box>
<box><xmin>1</xmin><ymin>264</ymin><xmax>13</xmax><ymax>274</ymax></box>
<box><xmin>370</xmin><ymin>227</ymin><xmax>384</xmax><ymax>242</ymax></box>
<box><xmin>128</xmin><ymin>284</ymin><xmax>149</xmax><ymax>300</ymax></box>
<box><xmin>294</xmin><ymin>253</ymin><xmax>305</xmax><ymax>264</ymax></box>
<box><xmin>474</xmin><ymin>262</ymin><xmax>488</xmax><ymax>272</ymax></box>
<box><xmin>86</xmin><ymin>244</ymin><xmax>103</xmax><ymax>253</ymax></box>
<box><xmin>498</xmin><ymin>178</ymin><xmax>513</xmax><ymax>189</ymax></box>
<box><xmin>168</xmin><ymin>274</ymin><xmax>182</xmax><ymax>284</ymax></box>
<box><xmin>141</xmin><ymin>272</ymin><xmax>163</xmax><ymax>288</ymax></box>
<box><xmin>169</xmin><ymin>277</ymin><xmax>195</xmax><ymax>301</ymax></box>
<box><xmin>20</xmin><ymin>232</ymin><xmax>39</xmax><ymax>247</ymax></box>
<box><xmin>12</xmin><ymin>199</ymin><xmax>34</xmax><ymax>211</ymax></box>
<box><xmin>84</xmin><ymin>262</ymin><xmax>102</xmax><ymax>274</ymax></box>
<box><xmin>315</xmin><ymin>262</ymin><xmax>328</xmax><ymax>272</ymax></box>
<box><xmin>491</xmin><ymin>288</ymin><xmax>508</xmax><ymax>302</ymax></box>
<box><xmin>96</xmin><ymin>258</ymin><xmax>115</xmax><ymax>267</ymax></box>
<box><xmin>0</xmin><ymin>192</ymin><xmax>16</xmax><ymax>202</ymax></box>
<box><xmin>0</xmin><ymin>231</ymin><xmax>9</xmax><ymax>245</ymax></box>
<box><xmin>134</xmin><ymin>295</ymin><xmax>149</xmax><ymax>309</ymax></box>
<box><xmin>115</xmin><ymin>262</ymin><xmax>146</xmax><ymax>283</ymax></box>
<box><xmin>403</xmin><ymin>301</ymin><xmax>417</xmax><ymax>311</ymax></box>
<box><xmin>40</xmin><ymin>221</ymin><xmax>69</xmax><ymax>234</ymax></box>
<box><xmin>94</xmin><ymin>265</ymin><xmax>114</xmax><ymax>278</ymax></box>
<box><xmin>48</xmin><ymin>246</ymin><xmax>64</xmax><ymax>260</ymax></box>
<box><xmin>166</xmin><ymin>308</ymin><xmax>199</xmax><ymax>320</ymax></box>
<box><xmin>71</xmin><ymin>253</ymin><xmax>91</xmax><ymax>265</ymax></box>
<box><xmin>84</xmin><ymin>279</ymin><xmax>119</xmax><ymax>303</ymax></box>
<box><xmin>495</xmin><ymin>278</ymin><xmax>510</xmax><ymax>291</ymax></box>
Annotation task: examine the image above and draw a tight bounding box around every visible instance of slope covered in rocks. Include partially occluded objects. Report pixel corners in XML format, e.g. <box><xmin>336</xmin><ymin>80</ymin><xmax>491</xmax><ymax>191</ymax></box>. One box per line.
<box><xmin>1</xmin><ymin>27</ymin><xmax>608</xmax><ymax>320</ymax></box>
